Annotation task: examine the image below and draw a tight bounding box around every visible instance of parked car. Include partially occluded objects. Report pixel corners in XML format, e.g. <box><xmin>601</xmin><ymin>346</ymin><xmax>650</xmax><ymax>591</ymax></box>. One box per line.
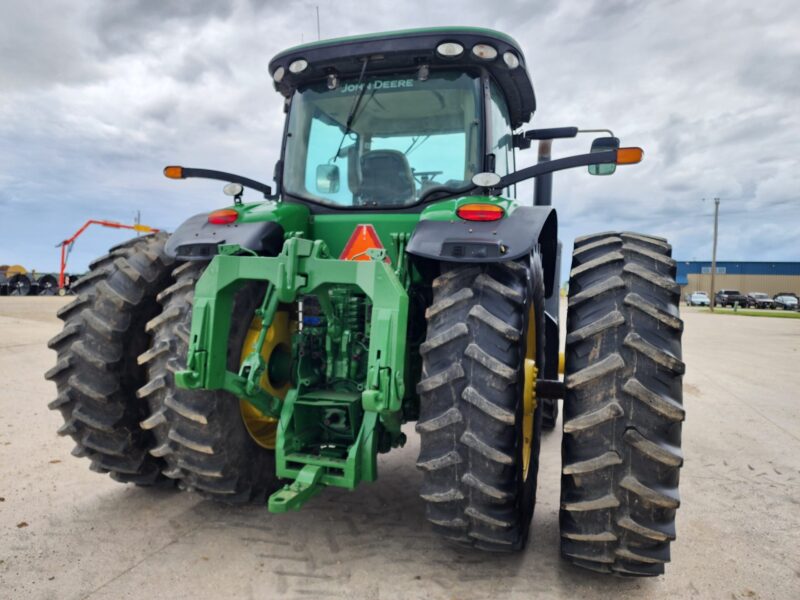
<box><xmin>686</xmin><ymin>291</ymin><xmax>710</xmax><ymax>306</ymax></box>
<box><xmin>746</xmin><ymin>292</ymin><xmax>775</xmax><ymax>309</ymax></box>
<box><xmin>715</xmin><ymin>289</ymin><xmax>747</xmax><ymax>307</ymax></box>
<box><xmin>773</xmin><ymin>293</ymin><xmax>799</xmax><ymax>310</ymax></box>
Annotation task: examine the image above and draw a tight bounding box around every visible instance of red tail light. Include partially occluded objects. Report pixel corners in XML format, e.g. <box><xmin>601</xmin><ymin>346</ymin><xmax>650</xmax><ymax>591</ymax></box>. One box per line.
<box><xmin>456</xmin><ymin>203</ymin><xmax>505</xmax><ymax>222</ymax></box>
<box><xmin>208</xmin><ymin>209</ymin><xmax>239</xmax><ymax>225</ymax></box>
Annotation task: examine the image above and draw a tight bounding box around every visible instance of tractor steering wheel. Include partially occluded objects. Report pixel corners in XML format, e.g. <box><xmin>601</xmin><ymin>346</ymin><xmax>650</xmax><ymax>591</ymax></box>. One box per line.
<box><xmin>411</xmin><ymin>170</ymin><xmax>443</xmax><ymax>185</ymax></box>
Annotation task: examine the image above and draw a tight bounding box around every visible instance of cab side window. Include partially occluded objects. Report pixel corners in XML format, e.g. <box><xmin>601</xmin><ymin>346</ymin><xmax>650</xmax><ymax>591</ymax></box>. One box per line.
<box><xmin>488</xmin><ymin>80</ymin><xmax>514</xmax><ymax>196</ymax></box>
<box><xmin>304</xmin><ymin>117</ymin><xmax>352</xmax><ymax>205</ymax></box>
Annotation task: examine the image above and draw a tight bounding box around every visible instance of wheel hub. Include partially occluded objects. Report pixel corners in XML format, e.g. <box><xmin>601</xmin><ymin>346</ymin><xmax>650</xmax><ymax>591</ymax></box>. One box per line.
<box><xmin>522</xmin><ymin>304</ymin><xmax>538</xmax><ymax>480</ymax></box>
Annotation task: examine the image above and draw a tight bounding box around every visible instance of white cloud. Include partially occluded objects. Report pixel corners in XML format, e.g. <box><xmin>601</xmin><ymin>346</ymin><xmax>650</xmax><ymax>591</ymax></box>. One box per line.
<box><xmin>0</xmin><ymin>0</ymin><xmax>798</xmax><ymax>272</ymax></box>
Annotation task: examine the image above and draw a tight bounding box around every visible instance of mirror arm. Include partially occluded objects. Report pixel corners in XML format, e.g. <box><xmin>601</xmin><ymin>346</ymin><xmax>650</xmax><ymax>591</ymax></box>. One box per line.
<box><xmin>498</xmin><ymin>150</ymin><xmax>616</xmax><ymax>189</ymax></box>
<box><xmin>177</xmin><ymin>167</ymin><xmax>274</xmax><ymax>199</ymax></box>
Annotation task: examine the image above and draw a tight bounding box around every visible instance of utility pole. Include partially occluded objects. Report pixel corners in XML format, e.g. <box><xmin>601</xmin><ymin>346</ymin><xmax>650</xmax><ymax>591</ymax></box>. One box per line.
<box><xmin>316</xmin><ymin>6</ymin><xmax>321</xmax><ymax>40</ymax></box>
<box><xmin>709</xmin><ymin>197</ymin><xmax>720</xmax><ymax>311</ymax></box>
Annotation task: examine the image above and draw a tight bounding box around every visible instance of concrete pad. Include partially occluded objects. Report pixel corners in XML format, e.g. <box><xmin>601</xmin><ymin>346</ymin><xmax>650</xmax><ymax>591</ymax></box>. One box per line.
<box><xmin>1</xmin><ymin>298</ymin><xmax>799</xmax><ymax>599</ymax></box>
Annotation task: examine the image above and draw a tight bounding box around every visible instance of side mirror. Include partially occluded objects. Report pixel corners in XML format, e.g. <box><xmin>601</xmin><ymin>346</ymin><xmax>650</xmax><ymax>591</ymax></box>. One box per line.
<box><xmin>588</xmin><ymin>136</ymin><xmax>620</xmax><ymax>176</ymax></box>
<box><xmin>316</xmin><ymin>164</ymin><xmax>340</xmax><ymax>194</ymax></box>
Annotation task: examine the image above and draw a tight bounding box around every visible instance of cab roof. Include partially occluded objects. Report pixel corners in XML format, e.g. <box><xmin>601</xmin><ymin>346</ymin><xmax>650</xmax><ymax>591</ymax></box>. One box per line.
<box><xmin>268</xmin><ymin>27</ymin><xmax>536</xmax><ymax>129</ymax></box>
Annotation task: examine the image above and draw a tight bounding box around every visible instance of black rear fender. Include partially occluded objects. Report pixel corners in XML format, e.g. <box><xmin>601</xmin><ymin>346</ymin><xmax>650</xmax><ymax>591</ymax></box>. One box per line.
<box><xmin>407</xmin><ymin>206</ymin><xmax>558</xmax><ymax>297</ymax></box>
<box><xmin>165</xmin><ymin>213</ymin><xmax>285</xmax><ymax>261</ymax></box>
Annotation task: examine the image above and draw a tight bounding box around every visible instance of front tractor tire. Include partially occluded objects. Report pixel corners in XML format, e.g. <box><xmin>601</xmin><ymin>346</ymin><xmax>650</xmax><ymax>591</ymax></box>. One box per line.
<box><xmin>45</xmin><ymin>233</ymin><xmax>175</xmax><ymax>484</ymax></box>
<box><xmin>560</xmin><ymin>232</ymin><xmax>685</xmax><ymax>576</ymax></box>
<box><xmin>417</xmin><ymin>258</ymin><xmax>544</xmax><ymax>551</ymax></box>
<box><xmin>137</xmin><ymin>261</ymin><xmax>280</xmax><ymax>503</ymax></box>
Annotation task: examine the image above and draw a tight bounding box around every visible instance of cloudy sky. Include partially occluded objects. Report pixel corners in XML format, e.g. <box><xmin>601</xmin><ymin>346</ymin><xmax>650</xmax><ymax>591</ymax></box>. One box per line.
<box><xmin>1</xmin><ymin>0</ymin><xmax>798</xmax><ymax>275</ymax></box>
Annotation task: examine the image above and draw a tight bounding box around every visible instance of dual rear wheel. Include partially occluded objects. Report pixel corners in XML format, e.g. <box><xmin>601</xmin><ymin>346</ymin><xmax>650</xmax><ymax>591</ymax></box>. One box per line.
<box><xmin>136</xmin><ymin>262</ymin><xmax>282</xmax><ymax>502</ymax></box>
<box><xmin>416</xmin><ymin>256</ymin><xmax>545</xmax><ymax>551</ymax></box>
<box><xmin>417</xmin><ymin>233</ymin><xmax>684</xmax><ymax>575</ymax></box>
<box><xmin>560</xmin><ymin>231</ymin><xmax>684</xmax><ymax>576</ymax></box>
<box><xmin>46</xmin><ymin>238</ymin><xmax>285</xmax><ymax>501</ymax></box>
<box><xmin>46</xmin><ymin>234</ymin><xmax>175</xmax><ymax>484</ymax></box>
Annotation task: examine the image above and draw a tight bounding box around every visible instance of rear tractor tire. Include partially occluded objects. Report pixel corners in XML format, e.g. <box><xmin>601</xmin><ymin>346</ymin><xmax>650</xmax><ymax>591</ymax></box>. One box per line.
<box><xmin>417</xmin><ymin>257</ymin><xmax>545</xmax><ymax>551</ymax></box>
<box><xmin>560</xmin><ymin>232</ymin><xmax>684</xmax><ymax>576</ymax></box>
<box><xmin>45</xmin><ymin>233</ymin><xmax>175</xmax><ymax>484</ymax></box>
<box><xmin>137</xmin><ymin>261</ymin><xmax>281</xmax><ymax>503</ymax></box>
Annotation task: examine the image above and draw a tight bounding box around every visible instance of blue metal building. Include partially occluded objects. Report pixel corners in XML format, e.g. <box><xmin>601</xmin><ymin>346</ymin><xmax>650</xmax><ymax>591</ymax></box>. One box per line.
<box><xmin>677</xmin><ymin>261</ymin><xmax>800</xmax><ymax>296</ymax></box>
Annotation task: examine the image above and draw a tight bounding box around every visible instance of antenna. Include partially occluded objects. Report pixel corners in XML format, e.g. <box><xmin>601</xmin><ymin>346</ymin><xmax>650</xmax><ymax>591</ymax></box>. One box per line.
<box><xmin>316</xmin><ymin>5</ymin><xmax>321</xmax><ymax>40</ymax></box>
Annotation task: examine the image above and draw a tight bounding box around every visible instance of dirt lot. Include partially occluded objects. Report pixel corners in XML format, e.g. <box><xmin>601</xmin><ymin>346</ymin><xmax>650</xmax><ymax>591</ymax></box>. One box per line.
<box><xmin>1</xmin><ymin>298</ymin><xmax>799</xmax><ymax>599</ymax></box>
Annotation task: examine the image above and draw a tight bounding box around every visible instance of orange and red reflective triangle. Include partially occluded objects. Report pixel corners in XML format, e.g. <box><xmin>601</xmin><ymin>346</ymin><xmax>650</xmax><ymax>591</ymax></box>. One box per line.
<box><xmin>339</xmin><ymin>224</ymin><xmax>390</xmax><ymax>263</ymax></box>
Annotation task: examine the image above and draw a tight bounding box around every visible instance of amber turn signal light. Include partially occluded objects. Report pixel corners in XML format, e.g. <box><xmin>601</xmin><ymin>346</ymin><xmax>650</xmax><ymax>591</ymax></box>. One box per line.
<box><xmin>616</xmin><ymin>147</ymin><xmax>644</xmax><ymax>165</ymax></box>
<box><xmin>164</xmin><ymin>166</ymin><xmax>184</xmax><ymax>179</ymax></box>
<box><xmin>456</xmin><ymin>203</ymin><xmax>505</xmax><ymax>222</ymax></box>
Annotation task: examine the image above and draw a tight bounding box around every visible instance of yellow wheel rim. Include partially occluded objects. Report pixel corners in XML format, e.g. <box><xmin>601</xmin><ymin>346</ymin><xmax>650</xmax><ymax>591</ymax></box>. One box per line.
<box><xmin>239</xmin><ymin>310</ymin><xmax>293</xmax><ymax>449</ymax></box>
<box><xmin>522</xmin><ymin>304</ymin><xmax>538</xmax><ymax>480</ymax></box>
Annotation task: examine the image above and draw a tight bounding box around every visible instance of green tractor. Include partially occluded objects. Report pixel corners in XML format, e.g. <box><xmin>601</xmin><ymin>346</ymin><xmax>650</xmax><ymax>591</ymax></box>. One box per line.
<box><xmin>46</xmin><ymin>28</ymin><xmax>684</xmax><ymax>575</ymax></box>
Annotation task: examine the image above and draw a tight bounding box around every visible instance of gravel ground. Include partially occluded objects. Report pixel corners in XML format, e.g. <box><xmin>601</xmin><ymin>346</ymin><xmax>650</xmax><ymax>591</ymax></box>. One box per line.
<box><xmin>1</xmin><ymin>297</ymin><xmax>798</xmax><ymax>599</ymax></box>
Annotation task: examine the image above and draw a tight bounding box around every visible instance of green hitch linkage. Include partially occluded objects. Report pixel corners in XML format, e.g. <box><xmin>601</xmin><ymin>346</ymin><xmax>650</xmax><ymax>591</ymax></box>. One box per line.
<box><xmin>238</xmin><ymin>281</ymin><xmax>279</xmax><ymax>397</ymax></box>
<box><xmin>175</xmin><ymin>238</ymin><xmax>409</xmax><ymax>514</ymax></box>
<box><xmin>268</xmin><ymin>464</ymin><xmax>324</xmax><ymax>512</ymax></box>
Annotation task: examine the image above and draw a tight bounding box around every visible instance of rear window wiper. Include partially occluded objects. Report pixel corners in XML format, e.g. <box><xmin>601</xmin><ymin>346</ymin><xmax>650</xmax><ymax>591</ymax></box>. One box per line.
<box><xmin>332</xmin><ymin>58</ymin><xmax>370</xmax><ymax>162</ymax></box>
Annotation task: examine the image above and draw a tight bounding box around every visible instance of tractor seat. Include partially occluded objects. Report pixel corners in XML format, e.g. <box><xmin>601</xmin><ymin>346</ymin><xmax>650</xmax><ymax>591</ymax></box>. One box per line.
<box><xmin>358</xmin><ymin>150</ymin><xmax>416</xmax><ymax>206</ymax></box>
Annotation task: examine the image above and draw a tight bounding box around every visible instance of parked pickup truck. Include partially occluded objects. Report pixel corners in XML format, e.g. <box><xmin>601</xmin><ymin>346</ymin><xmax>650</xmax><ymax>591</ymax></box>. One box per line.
<box><xmin>715</xmin><ymin>289</ymin><xmax>747</xmax><ymax>307</ymax></box>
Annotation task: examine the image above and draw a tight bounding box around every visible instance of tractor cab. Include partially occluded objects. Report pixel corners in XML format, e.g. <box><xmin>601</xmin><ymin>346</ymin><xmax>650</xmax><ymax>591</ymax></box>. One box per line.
<box><xmin>269</xmin><ymin>28</ymin><xmax>535</xmax><ymax>209</ymax></box>
<box><xmin>166</xmin><ymin>28</ymin><xmax>638</xmax><ymax>215</ymax></box>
